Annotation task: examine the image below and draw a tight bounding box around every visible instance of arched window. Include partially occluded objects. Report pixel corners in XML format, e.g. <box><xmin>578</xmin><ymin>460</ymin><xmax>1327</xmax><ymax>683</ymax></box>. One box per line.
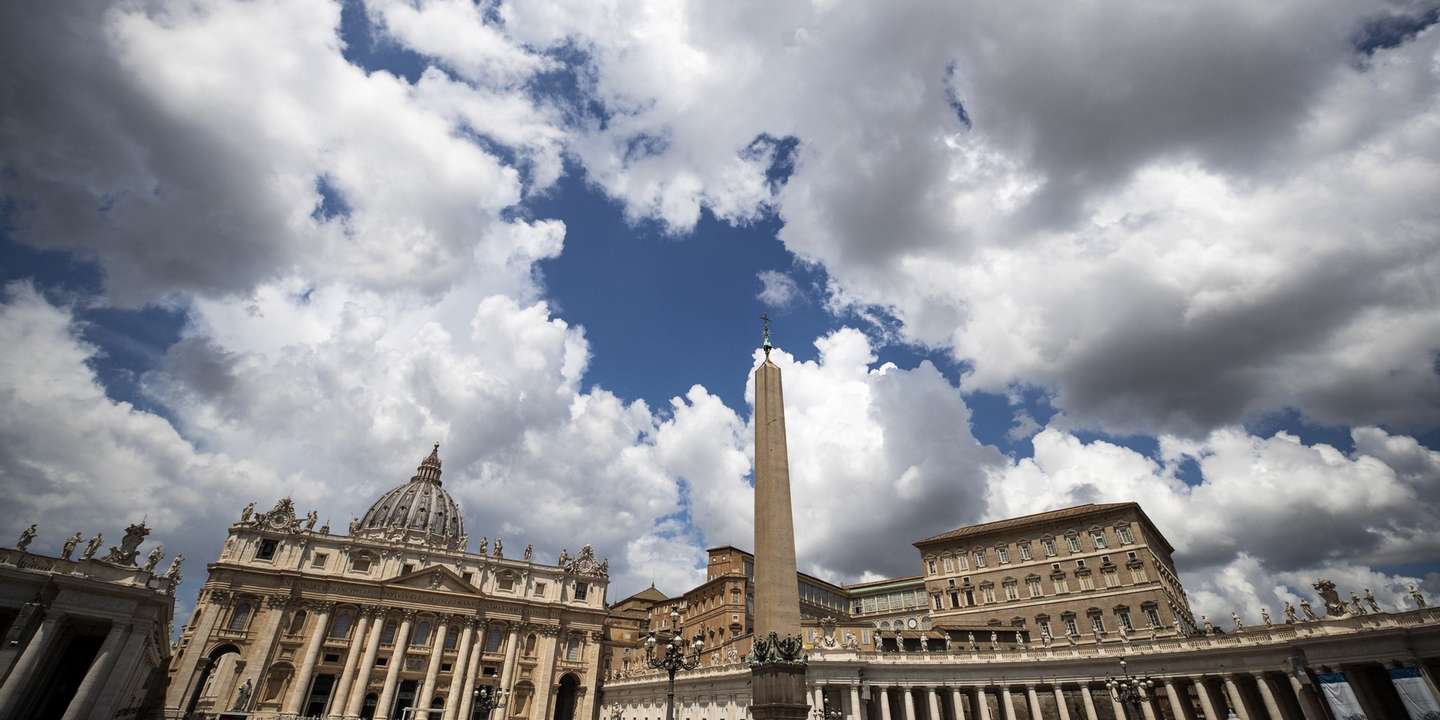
<box><xmin>351</xmin><ymin>553</ymin><xmax>373</xmax><ymax>573</ymax></box>
<box><xmin>227</xmin><ymin>600</ymin><xmax>254</xmax><ymax>631</ymax></box>
<box><xmin>412</xmin><ymin>621</ymin><xmax>433</xmax><ymax>646</ymax></box>
<box><xmin>566</xmin><ymin>635</ymin><xmax>582</xmax><ymax>661</ymax></box>
<box><xmin>524</xmin><ymin>633</ymin><xmax>538</xmax><ymax>656</ymax></box>
<box><xmin>483</xmin><ymin>627</ymin><xmax>504</xmax><ymax>653</ymax></box>
<box><xmin>261</xmin><ymin>662</ymin><xmax>293</xmax><ymax>705</ymax></box>
<box><xmin>498</xmin><ymin>572</ymin><xmax>515</xmax><ymax>591</ymax></box>
<box><xmin>287</xmin><ymin>609</ymin><xmax>308</xmax><ymax>635</ymax></box>
<box><xmin>329</xmin><ymin>609</ymin><xmax>355</xmax><ymax>639</ymax></box>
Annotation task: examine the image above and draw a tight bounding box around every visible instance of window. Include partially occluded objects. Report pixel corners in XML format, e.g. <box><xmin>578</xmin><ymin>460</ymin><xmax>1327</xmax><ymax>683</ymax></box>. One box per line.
<box><xmin>926</xmin><ymin>558</ymin><xmax>937</xmax><ymax>575</ymax></box>
<box><xmin>1104</xmin><ymin>570</ymin><xmax>1121</xmax><ymax>588</ymax></box>
<box><xmin>524</xmin><ymin>634</ymin><xmax>538</xmax><ymax>656</ymax></box>
<box><xmin>942</xmin><ymin>556</ymin><xmax>954</xmax><ymax>573</ymax></box>
<box><xmin>1076</xmin><ymin>559</ymin><xmax>1087</xmax><ymax>569</ymax></box>
<box><xmin>1018</xmin><ymin>543</ymin><xmax>1032</xmax><ymax>561</ymax></box>
<box><xmin>287</xmin><ymin>610</ymin><xmax>308</xmax><ymax>635</ymax></box>
<box><xmin>947</xmin><ymin>578</ymin><xmax>955</xmax><ymax>588</ymax></box>
<box><xmin>328</xmin><ymin>610</ymin><xmax>354</xmax><ymax>639</ymax></box>
<box><xmin>1078</xmin><ymin>574</ymin><xmax>1096</xmax><ymax>591</ymax></box>
<box><xmin>949</xmin><ymin>592</ymin><xmax>960</xmax><ymax>608</ymax></box>
<box><xmin>575</xmin><ymin>582</ymin><xmax>589</xmax><ymax>601</ymax></box>
<box><xmin>311</xmin><ymin>552</ymin><xmax>329</xmax><ymax>569</ymax></box>
<box><xmin>1041</xmin><ymin>538</ymin><xmax>1057</xmax><ymax>557</ymax></box>
<box><xmin>1054</xmin><ymin>577</ymin><xmax>1069</xmax><ymax>594</ymax></box>
<box><xmin>997</xmin><ymin>547</ymin><xmax>1010</xmax><ymax>564</ymax></box>
<box><xmin>484</xmin><ymin>629</ymin><xmax>503</xmax><ymax>652</ymax></box>
<box><xmin>933</xmin><ymin>593</ymin><xmax>943</xmax><ymax>610</ymax></box>
<box><xmin>1091</xmin><ymin>530</ymin><xmax>1108</xmax><ymax>549</ymax></box>
<box><xmin>463</xmin><ymin>571</ymin><xmax>475</xmax><ymax>586</ymax></box>
<box><xmin>1004</xmin><ymin>583</ymin><xmax>1019</xmax><ymax>601</ymax></box>
<box><xmin>1118</xmin><ymin>526</ymin><xmax>1135</xmax><ymax>544</ymax></box>
<box><xmin>1118</xmin><ymin>610</ymin><xmax>1133</xmax><ymax>631</ymax></box>
<box><xmin>533</xmin><ymin>582</ymin><xmax>547</xmax><ymax>597</ymax></box>
<box><xmin>1066</xmin><ymin>535</ymin><xmax>1082</xmax><ymax>553</ymax></box>
<box><xmin>403</xmin><ymin>563</ymin><xmax>416</xmax><ymax>575</ymax></box>
<box><xmin>982</xmin><ymin>586</ymin><xmax>996</xmax><ymax>603</ymax></box>
<box><xmin>1101</xmin><ymin>555</ymin><xmax>1111</xmax><ymax>565</ymax></box>
<box><xmin>1026</xmin><ymin>578</ymin><xmax>1043</xmax><ymax>597</ymax></box>
<box><xmin>445</xmin><ymin>629</ymin><xmax>458</xmax><ymax>649</ymax></box>
<box><xmin>974</xmin><ymin>552</ymin><xmax>987</xmax><ymax>568</ymax></box>
<box><xmin>1090</xmin><ymin>615</ymin><xmax>1105</xmax><ymax>634</ymax></box>
<box><xmin>227</xmin><ymin>601</ymin><xmax>254</xmax><ymax>631</ymax></box>
<box><xmin>412</xmin><ymin>621</ymin><xmax>432</xmax><ymax>646</ymax></box>
<box><xmin>1127</xmin><ymin>551</ymin><xmax>1138</xmax><ymax>561</ymax></box>
<box><xmin>497</xmin><ymin>572</ymin><xmax>515</xmax><ymax>591</ymax></box>
<box><xmin>256</xmin><ymin>539</ymin><xmax>278</xmax><ymax>561</ymax></box>
<box><xmin>351</xmin><ymin>554</ymin><xmax>372</xmax><ymax>573</ymax></box>
<box><xmin>1144</xmin><ymin>606</ymin><xmax>1162</xmax><ymax>627</ymax></box>
<box><xmin>1064</xmin><ymin>616</ymin><xmax>1079</xmax><ymax>636</ymax></box>
<box><xmin>566</xmin><ymin>636</ymin><xmax>582</xmax><ymax>662</ymax></box>
<box><xmin>957</xmin><ymin>555</ymin><xmax>970</xmax><ymax>571</ymax></box>
<box><xmin>381</xmin><ymin>622</ymin><xmax>397</xmax><ymax>645</ymax></box>
<box><xmin>1038</xmin><ymin>619</ymin><xmax>1052</xmax><ymax>638</ymax></box>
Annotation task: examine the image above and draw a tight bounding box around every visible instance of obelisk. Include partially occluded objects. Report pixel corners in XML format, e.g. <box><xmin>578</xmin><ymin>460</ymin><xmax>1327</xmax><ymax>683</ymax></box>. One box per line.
<box><xmin>749</xmin><ymin>315</ymin><xmax>809</xmax><ymax>720</ymax></box>
<box><xmin>752</xmin><ymin>317</ymin><xmax>803</xmax><ymax>638</ymax></box>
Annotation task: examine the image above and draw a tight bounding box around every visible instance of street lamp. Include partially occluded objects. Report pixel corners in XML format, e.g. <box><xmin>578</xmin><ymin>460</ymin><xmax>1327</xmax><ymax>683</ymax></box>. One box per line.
<box><xmin>472</xmin><ymin>685</ymin><xmax>509</xmax><ymax>720</ymax></box>
<box><xmin>810</xmin><ymin>692</ymin><xmax>844</xmax><ymax>720</ymax></box>
<box><xmin>1103</xmin><ymin>657</ymin><xmax>1155</xmax><ymax>720</ymax></box>
<box><xmin>646</xmin><ymin>608</ymin><xmax>704</xmax><ymax>720</ymax></box>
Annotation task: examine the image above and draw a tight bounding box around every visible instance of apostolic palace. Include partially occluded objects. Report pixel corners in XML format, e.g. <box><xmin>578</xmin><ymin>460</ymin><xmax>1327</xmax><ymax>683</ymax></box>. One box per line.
<box><xmin>1</xmin><ymin>337</ymin><xmax>1439</xmax><ymax>720</ymax></box>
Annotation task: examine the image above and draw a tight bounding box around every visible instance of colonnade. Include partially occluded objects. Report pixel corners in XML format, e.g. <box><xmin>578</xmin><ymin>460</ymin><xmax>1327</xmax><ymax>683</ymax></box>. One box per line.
<box><xmin>0</xmin><ymin>611</ymin><xmax>157</xmax><ymax>720</ymax></box>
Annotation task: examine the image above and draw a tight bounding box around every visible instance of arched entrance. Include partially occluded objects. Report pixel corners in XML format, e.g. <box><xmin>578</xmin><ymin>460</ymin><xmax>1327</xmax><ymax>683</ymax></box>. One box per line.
<box><xmin>553</xmin><ymin>674</ymin><xmax>581</xmax><ymax>720</ymax></box>
<box><xmin>182</xmin><ymin>643</ymin><xmax>243</xmax><ymax>718</ymax></box>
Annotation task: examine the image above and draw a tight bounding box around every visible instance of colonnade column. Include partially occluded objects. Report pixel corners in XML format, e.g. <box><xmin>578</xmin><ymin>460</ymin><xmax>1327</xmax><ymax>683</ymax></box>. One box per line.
<box><xmin>1163</xmin><ymin>680</ymin><xmax>1189</xmax><ymax>720</ymax></box>
<box><xmin>528</xmin><ymin>629</ymin><xmax>559</xmax><ymax>720</ymax></box>
<box><xmin>417</xmin><ymin>618</ymin><xmax>451</xmax><ymax>719</ymax></box>
<box><xmin>497</xmin><ymin>623</ymin><xmax>522</xmax><ymax>695</ymax></box>
<box><xmin>331</xmin><ymin>610</ymin><xmax>373</xmax><ymax>717</ymax></box>
<box><xmin>346</xmin><ymin>613</ymin><xmax>389</xmax><ymax>717</ymax></box>
<box><xmin>1001</xmin><ymin>687</ymin><xmax>1017</xmax><ymax>720</ymax></box>
<box><xmin>903</xmin><ymin>686</ymin><xmax>917</xmax><ymax>720</ymax></box>
<box><xmin>975</xmin><ymin>688</ymin><xmax>992</xmax><ymax>720</ymax></box>
<box><xmin>1108</xmin><ymin>690</ymin><xmax>1124</xmax><ymax>720</ymax></box>
<box><xmin>1078</xmin><ymin>684</ymin><xmax>1099</xmax><ymax>720</ymax></box>
<box><xmin>376</xmin><ymin>611</ymin><xmax>416</xmax><ymax>720</ymax></box>
<box><xmin>850</xmin><ymin>684</ymin><xmax>864</xmax><ymax>720</ymax></box>
<box><xmin>455</xmin><ymin>622</ymin><xmax>486</xmax><ymax>720</ymax></box>
<box><xmin>1254</xmin><ymin>674</ymin><xmax>1285</xmax><ymax>720</ymax></box>
<box><xmin>443</xmin><ymin>619</ymin><xmax>476</xmax><ymax>720</ymax></box>
<box><xmin>285</xmin><ymin>602</ymin><xmax>334</xmax><ymax>715</ymax></box>
<box><xmin>1192</xmin><ymin>678</ymin><xmax>1219</xmax><ymax>720</ymax></box>
<box><xmin>88</xmin><ymin>619</ymin><xmax>153</xmax><ymax>719</ymax></box>
<box><xmin>927</xmin><ymin>687</ymin><xmax>942</xmax><ymax>720</ymax></box>
<box><xmin>167</xmin><ymin>593</ymin><xmax>224</xmax><ymax>711</ymax></box>
<box><xmin>1287</xmin><ymin>674</ymin><xmax>1325</xmax><ymax>720</ymax></box>
<box><xmin>1025</xmin><ymin>686</ymin><xmax>1044</xmax><ymax>720</ymax></box>
<box><xmin>1139</xmin><ymin>691</ymin><xmax>1158</xmax><ymax>720</ymax></box>
<box><xmin>950</xmin><ymin>688</ymin><xmax>967</xmax><ymax>720</ymax></box>
<box><xmin>0</xmin><ymin>610</ymin><xmax>62</xmax><ymax>717</ymax></box>
<box><xmin>1052</xmin><ymin>686</ymin><xmax>1071</xmax><ymax>720</ymax></box>
<box><xmin>1222</xmin><ymin>675</ymin><xmax>1252</xmax><ymax>720</ymax></box>
<box><xmin>878</xmin><ymin>686</ymin><xmax>893</xmax><ymax>720</ymax></box>
<box><xmin>58</xmin><ymin>621</ymin><xmax>131</xmax><ymax>720</ymax></box>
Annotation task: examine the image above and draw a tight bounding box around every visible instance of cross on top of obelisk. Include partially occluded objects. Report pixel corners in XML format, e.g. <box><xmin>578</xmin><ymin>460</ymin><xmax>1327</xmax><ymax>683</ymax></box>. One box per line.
<box><xmin>760</xmin><ymin>313</ymin><xmax>773</xmax><ymax>358</ymax></box>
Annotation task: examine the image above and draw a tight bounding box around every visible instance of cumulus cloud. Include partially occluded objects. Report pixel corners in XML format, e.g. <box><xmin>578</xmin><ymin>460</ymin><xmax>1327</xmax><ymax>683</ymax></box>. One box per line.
<box><xmin>755</xmin><ymin>270</ymin><xmax>801</xmax><ymax>308</ymax></box>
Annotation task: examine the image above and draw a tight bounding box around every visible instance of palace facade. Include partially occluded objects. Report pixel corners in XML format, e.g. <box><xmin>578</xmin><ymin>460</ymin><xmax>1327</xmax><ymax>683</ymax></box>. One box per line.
<box><xmin>164</xmin><ymin>445</ymin><xmax>609</xmax><ymax>720</ymax></box>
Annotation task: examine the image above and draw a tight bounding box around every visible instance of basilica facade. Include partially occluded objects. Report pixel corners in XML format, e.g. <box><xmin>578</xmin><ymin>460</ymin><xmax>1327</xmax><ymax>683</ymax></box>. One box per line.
<box><xmin>164</xmin><ymin>445</ymin><xmax>609</xmax><ymax>720</ymax></box>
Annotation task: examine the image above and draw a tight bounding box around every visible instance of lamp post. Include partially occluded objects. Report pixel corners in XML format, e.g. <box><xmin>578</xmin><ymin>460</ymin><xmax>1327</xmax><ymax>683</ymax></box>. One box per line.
<box><xmin>646</xmin><ymin>608</ymin><xmax>704</xmax><ymax>720</ymax></box>
<box><xmin>472</xmin><ymin>685</ymin><xmax>509</xmax><ymax>720</ymax></box>
<box><xmin>810</xmin><ymin>691</ymin><xmax>844</xmax><ymax>720</ymax></box>
<box><xmin>1103</xmin><ymin>657</ymin><xmax>1155</xmax><ymax>720</ymax></box>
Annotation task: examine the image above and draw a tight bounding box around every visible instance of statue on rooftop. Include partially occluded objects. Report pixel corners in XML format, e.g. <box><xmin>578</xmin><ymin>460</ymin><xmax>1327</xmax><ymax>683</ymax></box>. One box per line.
<box><xmin>494</xmin><ymin>537</ymin><xmax>503</xmax><ymax>558</ymax></box>
<box><xmin>1410</xmin><ymin>584</ymin><xmax>1427</xmax><ymax>609</ymax></box>
<box><xmin>165</xmin><ymin>554</ymin><xmax>184</xmax><ymax>584</ymax></box>
<box><xmin>1201</xmin><ymin>615</ymin><xmax>1215</xmax><ymax>635</ymax></box>
<box><xmin>1283</xmin><ymin>601</ymin><xmax>1298</xmax><ymax>624</ymax></box>
<box><xmin>1363</xmin><ymin>588</ymin><xmax>1382</xmax><ymax>613</ymax></box>
<box><xmin>1261</xmin><ymin>607</ymin><xmax>1273</xmax><ymax>628</ymax></box>
<box><xmin>60</xmin><ymin>531</ymin><xmax>82</xmax><ymax>560</ymax></box>
<box><xmin>1300</xmin><ymin>598</ymin><xmax>1320</xmax><ymax>621</ymax></box>
<box><xmin>240</xmin><ymin>502</ymin><xmax>255</xmax><ymax>523</ymax></box>
<box><xmin>81</xmin><ymin>533</ymin><xmax>103</xmax><ymax>560</ymax></box>
<box><xmin>1313</xmin><ymin>579</ymin><xmax>1347</xmax><ymax>617</ymax></box>
<box><xmin>143</xmin><ymin>546</ymin><xmax>165</xmax><ymax>573</ymax></box>
<box><xmin>1349</xmin><ymin>593</ymin><xmax>1367</xmax><ymax>615</ymax></box>
<box><xmin>523</xmin><ymin>544</ymin><xmax>533</xmax><ymax>561</ymax></box>
<box><xmin>1231</xmin><ymin>611</ymin><xmax>1245</xmax><ymax>632</ymax></box>
<box><xmin>15</xmin><ymin>524</ymin><xmax>36</xmax><ymax>552</ymax></box>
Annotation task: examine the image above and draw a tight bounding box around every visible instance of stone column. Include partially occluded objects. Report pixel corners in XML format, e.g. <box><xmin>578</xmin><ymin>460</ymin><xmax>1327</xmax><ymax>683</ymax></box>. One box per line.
<box><xmin>346</xmin><ymin>614</ymin><xmax>389</xmax><ymax>717</ymax></box>
<box><xmin>851</xmin><ymin>685</ymin><xmax>865</xmax><ymax>720</ymax></box>
<box><xmin>1026</xmin><ymin>686</ymin><xmax>1043</xmax><ymax>720</ymax></box>
<box><xmin>59</xmin><ymin>622</ymin><xmax>131</xmax><ymax>720</ymax></box>
<box><xmin>443</xmin><ymin>620</ymin><xmax>476</xmax><ymax>720</ymax></box>
<box><xmin>0</xmin><ymin>612</ymin><xmax>64</xmax><ymax>718</ymax></box>
<box><xmin>167</xmin><ymin>595</ymin><xmax>224</xmax><ymax>711</ymax></box>
<box><xmin>331</xmin><ymin>610</ymin><xmax>374</xmax><ymax>718</ymax></box>
<box><xmin>1163</xmin><ymin>680</ymin><xmax>1189</xmax><ymax>720</ymax></box>
<box><xmin>1079</xmin><ymin>685</ymin><xmax>1099</xmax><ymax>720</ymax></box>
<box><xmin>529</xmin><ymin>630</ymin><xmax>559</xmax><ymax>720</ymax></box>
<box><xmin>1253</xmin><ymin>675</ymin><xmax>1285</xmax><ymax>720</ymax></box>
<box><xmin>878</xmin><ymin>686</ymin><xmax>893</xmax><ymax>720</ymax></box>
<box><xmin>975</xmin><ymin>688</ymin><xmax>992</xmax><ymax>720</ymax></box>
<box><xmin>1001</xmin><ymin>687</ymin><xmax>1017</xmax><ymax>720</ymax></box>
<box><xmin>455</xmin><ymin>623</ymin><xmax>487</xmax><ymax>720</ymax></box>
<box><xmin>87</xmin><ymin>620</ymin><xmax>152</xmax><ymax>720</ymax></box>
<box><xmin>927</xmin><ymin>688</ymin><xmax>942</xmax><ymax>720</ymax></box>
<box><xmin>752</xmin><ymin>351</ymin><xmax>803</xmax><ymax>640</ymax></box>
<box><xmin>1108</xmin><ymin>692</ymin><xmax>1124</xmax><ymax>720</ymax></box>
<box><xmin>417</xmin><ymin>619</ymin><xmax>452</xmax><ymax>718</ymax></box>
<box><xmin>234</xmin><ymin>595</ymin><xmax>291</xmax><ymax>708</ymax></box>
<box><xmin>903</xmin><ymin>687</ymin><xmax>917</xmax><ymax>720</ymax></box>
<box><xmin>1052</xmin><ymin>686</ymin><xmax>1071</xmax><ymax>720</ymax></box>
<box><xmin>376</xmin><ymin>612</ymin><xmax>416</xmax><ymax>720</ymax></box>
<box><xmin>1193</xmin><ymin>678</ymin><xmax>1220</xmax><ymax>720</ymax></box>
<box><xmin>285</xmin><ymin>603</ymin><xmax>334</xmax><ymax>715</ymax></box>
<box><xmin>1139</xmin><ymin>692</ymin><xmax>1158</xmax><ymax>720</ymax></box>
<box><xmin>1286</xmin><ymin>675</ymin><xmax>1325</xmax><ymax>720</ymax></box>
<box><xmin>950</xmin><ymin>688</ymin><xmax>967</xmax><ymax>720</ymax></box>
<box><xmin>1222</xmin><ymin>675</ymin><xmax>1251</xmax><ymax>720</ymax></box>
<box><xmin>498</xmin><ymin>623</ymin><xmax>522</xmax><ymax>694</ymax></box>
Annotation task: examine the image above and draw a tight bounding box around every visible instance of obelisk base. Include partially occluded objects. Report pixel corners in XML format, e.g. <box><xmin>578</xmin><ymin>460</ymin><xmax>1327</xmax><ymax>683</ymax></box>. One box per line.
<box><xmin>751</xmin><ymin>665</ymin><xmax>810</xmax><ymax>720</ymax></box>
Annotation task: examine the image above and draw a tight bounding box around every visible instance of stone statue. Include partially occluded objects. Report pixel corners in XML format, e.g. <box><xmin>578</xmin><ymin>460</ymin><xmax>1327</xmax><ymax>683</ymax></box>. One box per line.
<box><xmin>1410</xmin><ymin>584</ymin><xmax>1428</xmax><ymax>609</ymax></box>
<box><xmin>493</xmin><ymin>537</ymin><xmax>503</xmax><ymax>558</ymax></box>
<box><xmin>143</xmin><ymin>546</ymin><xmax>165</xmax><ymax>573</ymax></box>
<box><xmin>523</xmin><ymin>544</ymin><xmax>533</xmax><ymax>561</ymax></box>
<box><xmin>989</xmin><ymin>631</ymin><xmax>998</xmax><ymax>650</ymax></box>
<box><xmin>165</xmin><ymin>554</ymin><xmax>184</xmax><ymax>582</ymax></box>
<box><xmin>15</xmin><ymin>524</ymin><xmax>36</xmax><ymax>552</ymax></box>
<box><xmin>1313</xmin><ymin>579</ymin><xmax>1347</xmax><ymax>617</ymax></box>
<box><xmin>1300</xmin><ymin>598</ymin><xmax>1319</xmax><ymax>621</ymax></box>
<box><xmin>319</xmin><ymin>520</ymin><xmax>330</xmax><ymax>535</ymax></box>
<box><xmin>1201</xmin><ymin>615</ymin><xmax>1215</xmax><ymax>635</ymax></box>
<box><xmin>81</xmin><ymin>533</ymin><xmax>103</xmax><ymax>560</ymax></box>
<box><xmin>1349</xmin><ymin>593</ymin><xmax>1367</xmax><ymax>615</ymax></box>
<box><xmin>844</xmin><ymin>632</ymin><xmax>858</xmax><ymax>649</ymax></box>
<box><xmin>305</xmin><ymin>511</ymin><xmax>318</xmax><ymax>530</ymax></box>
<box><xmin>1363</xmin><ymin>588</ymin><xmax>1381</xmax><ymax>613</ymax></box>
<box><xmin>240</xmin><ymin>502</ymin><xmax>255</xmax><ymax>523</ymax></box>
<box><xmin>478</xmin><ymin>537</ymin><xmax>488</xmax><ymax>555</ymax></box>
<box><xmin>1231</xmin><ymin>611</ymin><xmax>1244</xmax><ymax>632</ymax></box>
<box><xmin>966</xmin><ymin>631</ymin><xmax>976</xmax><ymax>650</ymax></box>
<box><xmin>1172</xmin><ymin>618</ymin><xmax>1184</xmax><ymax>636</ymax></box>
<box><xmin>1283</xmin><ymin>601</ymin><xmax>1298</xmax><ymax>624</ymax></box>
<box><xmin>559</xmin><ymin>548</ymin><xmax>571</xmax><ymax>566</ymax></box>
<box><xmin>103</xmin><ymin>522</ymin><xmax>150</xmax><ymax>566</ymax></box>
<box><xmin>60</xmin><ymin>532</ymin><xmax>82</xmax><ymax>560</ymax></box>
<box><xmin>231</xmin><ymin>678</ymin><xmax>253</xmax><ymax>711</ymax></box>
<box><xmin>1261</xmin><ymin>607</ymin><xmax>1272</xmax><ymax>628</ymax></box>
<box><xmin>349</xmin><ymin>517</ymin><xmax>360</xmax><ymax>534</ymax></box>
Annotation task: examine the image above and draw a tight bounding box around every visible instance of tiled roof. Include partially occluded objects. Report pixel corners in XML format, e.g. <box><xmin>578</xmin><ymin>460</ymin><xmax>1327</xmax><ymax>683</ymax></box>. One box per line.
<box><xmin>914</xmin><ymin>502</ymin><xmax>1138</xmax><ymax>546</ymax></box>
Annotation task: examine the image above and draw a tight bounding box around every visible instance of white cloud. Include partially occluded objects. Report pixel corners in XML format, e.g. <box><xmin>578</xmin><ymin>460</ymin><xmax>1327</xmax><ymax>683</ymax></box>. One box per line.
<box><xmin>755</xmin><ymin>270</ymin><xmax>801</xmax><ymax>308</ymax></box>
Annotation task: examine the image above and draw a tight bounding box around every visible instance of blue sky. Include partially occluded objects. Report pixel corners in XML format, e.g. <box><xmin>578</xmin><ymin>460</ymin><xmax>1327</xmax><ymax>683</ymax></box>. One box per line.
<box><xmin>3</xmin><ymin>0</ymin><xmax>1440</xmax><ymax>622</ymax></box>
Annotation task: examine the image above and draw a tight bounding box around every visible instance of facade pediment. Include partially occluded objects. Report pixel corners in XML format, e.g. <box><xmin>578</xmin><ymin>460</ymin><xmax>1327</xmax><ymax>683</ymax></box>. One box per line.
<box><xmin>385</xmin><ymin>564</ymin><xmax>477</xmax><ymax>594</ymax></box>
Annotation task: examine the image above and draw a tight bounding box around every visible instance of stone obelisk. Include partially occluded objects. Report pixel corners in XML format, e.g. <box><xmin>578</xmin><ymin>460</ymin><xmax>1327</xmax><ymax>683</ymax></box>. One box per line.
<box><xmin>749</xmin><ymin>315</ymin><xmax>809</xmax><ymax>720</ymax></box>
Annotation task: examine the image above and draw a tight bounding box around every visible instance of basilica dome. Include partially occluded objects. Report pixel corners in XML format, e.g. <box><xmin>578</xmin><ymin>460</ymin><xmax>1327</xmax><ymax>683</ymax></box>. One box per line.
<box><xmin>354</xmin><ymin>443</ymin><xmax>466</xmax><ymax>549</ymax></box>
